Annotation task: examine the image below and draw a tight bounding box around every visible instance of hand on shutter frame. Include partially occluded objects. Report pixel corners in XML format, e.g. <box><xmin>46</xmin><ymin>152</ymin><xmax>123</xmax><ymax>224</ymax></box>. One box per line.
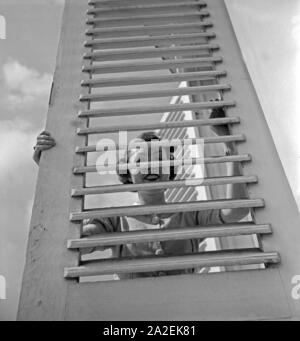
<box><xmin>33</xmin><ymin>131</ymin><xmax>56</xmax><ymax>165</ymax></box>
<box><xmin>209</xmin><ymin>99</ymin><xmax>231</xmax><ymax>137</ymax></box>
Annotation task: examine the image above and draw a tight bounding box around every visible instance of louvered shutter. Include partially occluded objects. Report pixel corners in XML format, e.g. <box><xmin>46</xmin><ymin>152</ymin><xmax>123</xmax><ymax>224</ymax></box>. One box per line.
<box><xmin>18</xmin><ymin>0</ymin><xmax>300</xmax><ymax>321</ymax></box>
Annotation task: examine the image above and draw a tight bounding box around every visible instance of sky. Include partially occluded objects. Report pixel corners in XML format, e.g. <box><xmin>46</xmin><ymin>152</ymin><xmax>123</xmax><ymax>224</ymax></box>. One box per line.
<box><xmin>0</xmin><ymin>0</ymin><xmax>65</xmax><ymax>320</ymax></box>
<box><xmin>0</xmin><ymin>0</ymin><xmax>300</xmax><ymax>321</ymax></box>
<box><xmin>225</xmin><ymin>0</ymin><xmax>300</xmax><ymax>213</ymax></box>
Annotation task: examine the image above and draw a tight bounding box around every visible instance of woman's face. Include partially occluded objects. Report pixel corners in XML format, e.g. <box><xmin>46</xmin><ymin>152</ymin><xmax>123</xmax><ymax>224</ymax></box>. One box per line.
<box><xmin>127</xmin><ymin>143</ymin><xmax>171</xmax><ymax>185</ymax></box>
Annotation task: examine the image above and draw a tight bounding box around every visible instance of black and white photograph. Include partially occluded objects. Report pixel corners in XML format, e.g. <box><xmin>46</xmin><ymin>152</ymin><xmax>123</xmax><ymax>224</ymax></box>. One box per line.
<box><xmin>0</xmin><ymin>0</ymin><xmax>300</xmax><ymax>323</ymax></box>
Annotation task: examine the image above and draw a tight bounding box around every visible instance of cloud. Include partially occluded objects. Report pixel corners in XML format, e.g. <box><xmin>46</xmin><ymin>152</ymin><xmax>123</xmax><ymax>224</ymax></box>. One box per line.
<box><xmin>48</xmin><ymin>0</ymin><xmax>65</xmax><ymax>5</ymax></box>
<box><xmin>292</xmin><ymin>15</ymin><xmax>300</xmax><ymax>47</ymax></box>
<box><xmin>1</xmin><ymin>60</ymin><xmax>52</xmax><ymax>109</ymax></box>
<box><xmin>0</xmin><ymin>118</ymin><xmax>39</xmax><ymax>320</ymax></box>
<box><xmin>0</xmin><ymin>119</ymin><xmax>36</xmax><ymax>172</ymax></box>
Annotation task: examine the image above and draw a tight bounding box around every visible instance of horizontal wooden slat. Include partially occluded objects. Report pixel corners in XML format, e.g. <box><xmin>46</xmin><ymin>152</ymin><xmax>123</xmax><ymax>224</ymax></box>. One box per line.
<box><xmin>88</xmin><ymin>18</ymin><xmax>211</xmax><ymax>30</ymax></box>
<box><xmin>64</xmin><ymin>249</ymin><xmax>279</xmax><ymax>277</ymax></box>
<box><xmin>89</xmin><ymin>0</ymin><xmax>202</xmax><ymax>5</ymax></box>
<box><xmin>71</xmin><ymin>175</ymin><xmax>257</xmax><ymax>196</ymax></box>
<box><xmin>85</xmin><ymin>22</ymin><xmax>213</xmax><ymax>38</ymax></box>
<box><xmin>81</xmin><ymin>71</ymin><xmax>225</xmax><ymax>88</ymax></box>
<box><xmin>78</xmin><ymin>136</ymin><xmax>244</xmax><ymax>148</ymax></box>
<box><xmin>88</xmin><ymin>2</ymin><xmax>206</xmax><ymax>15</ymax></box>
<box><xmin>89</xmin><ymin>9</ymin><xmax>207</xmax><ymax>22</ymax></box>
<box><xmin>73</xmin><ymin>154</ymin><xmax>252</xmax><ymax>174</ymax></box>
<box><xmin>76</xmin><ymin>117</ymin><xmax>240</xmax><ymax>136</ymax></box>
<box><xmin>70</xmin><ymin>198</ymin><xmax>263</xmax><ymax>222</ymax></box>
<box><xmin>75</xmin><ymin>135</ymin><xmax>244</xmax><ymax>154</ymax></box>
<box><xmin>84</xmin><ymin>44</ymin><xmax>219</xmax><ymax>62</ymax></box>
<box><xmin>80</xmin><ymin>84</ymin><xmax>230</xmax><ymax>102</ymax></box>
<box><xmin>76</xmin><ymin>135</ymin><xmax>245</xmax><ymax>153</ymax></box>
<box><xmin>84</xmin><ymin>32</ymin><xmax>215</xmax><ymax>49</ymax></box>
<box><xmin>82</xmin><ymin>57</ymin><xmax>222</xmax><ymax>74</ymax></box>
<box><xmin>87</xmin><ymin>11</ymin><xmax>210</xmax><ymax>26</ymax></box>
<box><xmin>68</xmin><ymin>223</ymin><xmax>271</xmax><ymax>249</ymax></box>
<box><xmin>78</xmin><ymin>100</ymin><xmax>235</xmax><ymax>118</ymax></box>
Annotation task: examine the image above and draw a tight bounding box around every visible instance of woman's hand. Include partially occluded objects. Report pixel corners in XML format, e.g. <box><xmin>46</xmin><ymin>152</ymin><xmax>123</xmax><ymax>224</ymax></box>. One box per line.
<box><xmin>33</xmin><ymin>131</ymin><xmax>56</xmax><ymax>165</ymax></box>
<box><xmin>209</xmin><ymin>99</ymin><xmax>237</xmax><ymax>153</ymax></box>
<box><xmin>209</xmin><ymin>100</ymin><xmax>230</xmax><ymax>137</ymax></box>
<box><xmin>82</xmin><ymin>223</ymin><xmax>101</xmax><ymax>236</ymax></box>
<box><xmin>81</xmin><ymin>223</ymin><xmax>107</xmax><ymax>254</ymax></box>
